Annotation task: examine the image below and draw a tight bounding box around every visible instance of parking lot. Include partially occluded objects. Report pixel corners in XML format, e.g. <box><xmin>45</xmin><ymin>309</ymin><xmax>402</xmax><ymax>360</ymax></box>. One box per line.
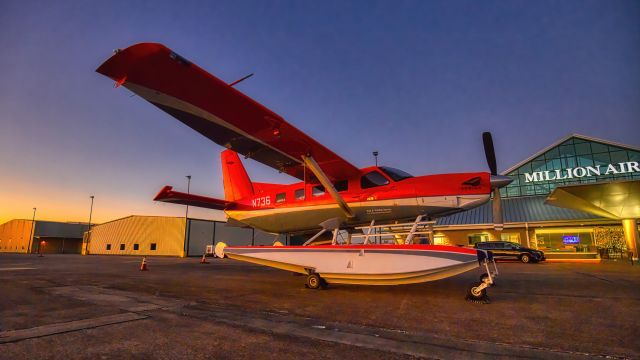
<box><xmin>1</xmin><ymin>254</ymin><xmax>639</xmax><ymax>359</ymax></box>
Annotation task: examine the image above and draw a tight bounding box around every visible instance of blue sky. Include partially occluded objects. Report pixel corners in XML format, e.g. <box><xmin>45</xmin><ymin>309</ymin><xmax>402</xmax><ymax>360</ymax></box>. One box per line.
<box><xmin>0</xmin><ymin>0</ymin><xmax>638</xmax><ymax>223</ymax></box>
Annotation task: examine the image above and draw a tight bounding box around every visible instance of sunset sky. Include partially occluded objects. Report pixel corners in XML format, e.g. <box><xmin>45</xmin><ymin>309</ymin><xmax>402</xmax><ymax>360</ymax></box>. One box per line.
<box><xmin>1</xmin><ymin>0</ymin><xmax>639</xmax><ymax>225</ymax></box>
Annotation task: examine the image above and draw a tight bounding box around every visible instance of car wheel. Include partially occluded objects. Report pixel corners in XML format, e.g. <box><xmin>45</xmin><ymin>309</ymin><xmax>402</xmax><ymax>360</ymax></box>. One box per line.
<box><xmin>520</xmin><ymin>254</ymin><xmax>531</xmax><ymax>263</ymax></box>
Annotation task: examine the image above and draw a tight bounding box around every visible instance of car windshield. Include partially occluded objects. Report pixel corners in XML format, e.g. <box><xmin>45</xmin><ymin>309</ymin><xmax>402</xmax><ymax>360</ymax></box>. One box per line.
<box><xmin>380</xmin><ymin>166</ymin><xmax>413</xmax><ymax>182</ymax></box>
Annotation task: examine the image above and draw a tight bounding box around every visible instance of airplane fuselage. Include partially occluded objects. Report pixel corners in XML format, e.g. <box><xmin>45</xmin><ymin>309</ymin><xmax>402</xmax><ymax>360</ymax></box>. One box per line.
<box><xmin>226</xmin><ymin>168</ymin><xmax>491</xmax><ymax>233</ymax></box>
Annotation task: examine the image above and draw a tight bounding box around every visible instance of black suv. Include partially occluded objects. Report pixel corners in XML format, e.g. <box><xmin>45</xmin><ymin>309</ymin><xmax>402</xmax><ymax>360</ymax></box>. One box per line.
<box><xmin>474</xmin><ymin>241</ymin><xmax>545</xmax><ymax>263</ymax></box>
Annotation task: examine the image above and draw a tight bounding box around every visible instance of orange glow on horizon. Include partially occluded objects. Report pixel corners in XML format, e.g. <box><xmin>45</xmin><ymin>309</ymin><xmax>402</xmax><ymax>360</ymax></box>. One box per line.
<box><xmin>0</xmin><ymin>179</ymin><xmax>226</xmax><ymax>225</ymax></box>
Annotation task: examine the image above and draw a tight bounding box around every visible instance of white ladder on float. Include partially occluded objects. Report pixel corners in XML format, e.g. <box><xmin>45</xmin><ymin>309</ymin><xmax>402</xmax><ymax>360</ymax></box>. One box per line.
<box><xmin>302</xmin><ymin>215</ymin><xmax>436</xmax><ymax>246</ymax></box>
<box><xmin>351</xmin><ymin>215</ymin><xmax>436</xmax><ymax>245</ymax></box>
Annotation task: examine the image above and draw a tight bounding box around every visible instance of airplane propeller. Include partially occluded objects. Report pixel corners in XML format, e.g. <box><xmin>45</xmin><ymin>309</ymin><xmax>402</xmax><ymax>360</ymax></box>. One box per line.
<box><xmin>482</xmin><ymin>132</ymin><xmax>498</xmax><ymax>176</ymax></box>
<box><xmin>482</xmin><ymin>132</ymin><xmax>511</xmax><ymax>230</ymax></box>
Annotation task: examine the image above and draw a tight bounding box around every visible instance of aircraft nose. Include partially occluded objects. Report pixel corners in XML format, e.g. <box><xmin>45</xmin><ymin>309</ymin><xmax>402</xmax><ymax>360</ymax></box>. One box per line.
<box><xmin>490</xmin><ymin>175</ymin><xmax>513</xmax><ymax>189</ymax></box>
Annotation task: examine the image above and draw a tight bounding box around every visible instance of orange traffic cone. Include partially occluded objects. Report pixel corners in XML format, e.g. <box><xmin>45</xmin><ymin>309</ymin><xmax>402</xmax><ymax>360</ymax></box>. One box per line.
<box><xmin>199</xmin><ymin>253</ymin><xmax>209</xmax><ymax>264</ymax></box>
<box><xmin>139</xmin><ymin>257</ymin><xmax>148</xmax><ymax>271</ymax></box>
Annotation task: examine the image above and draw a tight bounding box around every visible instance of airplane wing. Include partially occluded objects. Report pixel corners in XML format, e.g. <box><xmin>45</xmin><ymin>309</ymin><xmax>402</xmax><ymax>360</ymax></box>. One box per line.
<box><xmin>96</xmin><ymin>43</ymin><xmax>360</xmax><ymax>181</ymax></box>
<box><xmin>153</xmin><ymin>186</ymin><xmax>229</xmax><ymax>210</ymax></box>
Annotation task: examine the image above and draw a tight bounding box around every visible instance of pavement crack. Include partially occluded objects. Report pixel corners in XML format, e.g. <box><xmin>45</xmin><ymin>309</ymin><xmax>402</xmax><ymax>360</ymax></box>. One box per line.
<box><xmin>175</xmin><ymin>303</ymin><xmax>622</xmax><ymax>360</ymax></box>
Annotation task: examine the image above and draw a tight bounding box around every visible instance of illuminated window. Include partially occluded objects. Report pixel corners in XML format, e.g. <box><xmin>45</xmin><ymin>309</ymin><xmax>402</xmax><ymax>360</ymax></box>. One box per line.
<box><xmin>433</xmin><ymin>235</ymin><xmax>449</xmax><ymax>246</ymax></box>
<box><xmin>468</xmin><ymin>234</ymin><xmax>489</xmax><ymax>245</ymax></box>
<box><xmin>500</xmin><ymin>233</ymin><xmax>521</xmax><ymax>244</ymax></box>
<box><xmin>275</xmin><ymin>193</ymin><xmax>286</xmax><ymax>203</ymax></box>
<box><xmin>295</xmin><ymin>189</ymin><xmax>305</xmax><ymax>200</ymax></box>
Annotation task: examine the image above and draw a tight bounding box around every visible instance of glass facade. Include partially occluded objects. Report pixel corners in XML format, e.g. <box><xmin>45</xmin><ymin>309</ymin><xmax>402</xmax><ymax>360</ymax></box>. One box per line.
<box><xmin>534</xmin><ymin>228</ymin><xmax>595</xmax><ymax>252</ymax></box>
<box><xmin>502</xmin><ymin>137</ymin><xmax>640</xmax><ymax>198</ymax></box>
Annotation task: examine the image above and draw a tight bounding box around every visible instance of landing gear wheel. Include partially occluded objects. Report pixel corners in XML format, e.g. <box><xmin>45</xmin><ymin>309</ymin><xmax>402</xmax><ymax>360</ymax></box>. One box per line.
<box><xmin>520</xmin><ymin>254</ymin><xmax>531</xmax><ymax>263</ymax></box>
<box><xmin>306</xmin><ymin>274</ymin><xmax>322</xmax><ymax>289</ymax></box>
<box><xmin>466</xmin><ymin>282</ymin><xmax>490</xmax><ymax>304</ymax></box>
<box><xmin>480</xmin><ymin>273</ymin><xmax>496</xmax><ymax>286</ymax></box>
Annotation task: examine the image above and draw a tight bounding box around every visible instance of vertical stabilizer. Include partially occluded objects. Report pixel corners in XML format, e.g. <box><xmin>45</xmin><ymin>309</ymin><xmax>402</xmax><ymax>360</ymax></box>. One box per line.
<box><xmin>221</xmin><ymin>150</ymin><xmax>254</xmax><ymax>201</ymax></box>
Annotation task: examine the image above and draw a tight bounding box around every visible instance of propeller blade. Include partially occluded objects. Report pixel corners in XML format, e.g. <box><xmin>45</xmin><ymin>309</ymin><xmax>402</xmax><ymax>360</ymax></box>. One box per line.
<box><xmin>483</xmin><ymin>132</ymin><xmax>505</xmax><ymax>230</ymax></box>
<box><xmin>492</xmin><ymin>188</ymin><xmax>504</xmax><ymax>231</ymax></box>
<box><xmin>482</xmin><ymin>132</ymin><xmax>497</xmax><ymax>175</ymax></box>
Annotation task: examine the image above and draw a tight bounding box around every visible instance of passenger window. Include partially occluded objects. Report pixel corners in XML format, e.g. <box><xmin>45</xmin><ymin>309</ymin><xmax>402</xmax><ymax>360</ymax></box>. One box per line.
<box><xmin>275</xmin><ymin>192</ymin><xmax>286</xmax><ymax>203</ymax></box>
<box><xmin>150</xmin><ymin>243</ymin><xmax>157</xmax><ymax>251</ymax></box>
<box><xmin>133</xmin><ymin>243</ymin><xmax>139</xmax><ymax>251</ymax></box>
<box><xmin>361</xmin><ymin>171</ymin><xmax>390</xmax><ymax>189</ymax></box>
<box><xmin>106</xmin><ymin>244</ymin><xmax>111</xmax><ymax>250</ymax></box>
<box><xmin>119</xmin><ymin>244</ymin><xmax>125</xmax><ymax>250</ymax></box>
<box><xmin>333</xmin><ymin>180</ymin><xmax>348</xmax><ymax>192</ymax></box>
<box><xmin>312</xmin><ymin>185</ymin><xmax>325</xmax><ymax>197</ymax></box>
<box><xmin>295</xmin><ymin>189</ymin><xmax>305</xmax><ymax>200</ymax></box>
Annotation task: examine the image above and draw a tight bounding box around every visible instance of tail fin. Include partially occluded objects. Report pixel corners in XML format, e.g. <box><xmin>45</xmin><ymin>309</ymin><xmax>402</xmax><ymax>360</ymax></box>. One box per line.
<box><xmin>221</xmin><ymin>150</ymin><xmax>254</xmax><ymax>201</ymax></box>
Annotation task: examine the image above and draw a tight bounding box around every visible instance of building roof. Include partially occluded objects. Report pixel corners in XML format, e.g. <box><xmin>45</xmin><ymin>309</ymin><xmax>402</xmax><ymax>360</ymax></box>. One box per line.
<box><xmin>436</xmin><ymin>195</ymin><xmax>603</xmax><ymax>226</ymax></box>
<box><xmin>546</xmin><ymin>179</ymin><xmax>640</xmax><ymax>220</ymax></box>
<box><xmin>501</xmin><ymin>134</ymin><xmax>640</xmax><ymax>175</ymax></box>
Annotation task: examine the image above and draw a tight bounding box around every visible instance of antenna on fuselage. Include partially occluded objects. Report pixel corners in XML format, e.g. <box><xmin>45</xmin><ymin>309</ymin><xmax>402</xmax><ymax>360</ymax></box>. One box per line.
<box><xmin>229</xmin><ymin>73</ymin><xmax>254</xmax><ymax>87</ymax></box>
<box><xmin>373</xmin><ymin>151</ymin><xmax>379</xmax><ymax>167</ymax></box>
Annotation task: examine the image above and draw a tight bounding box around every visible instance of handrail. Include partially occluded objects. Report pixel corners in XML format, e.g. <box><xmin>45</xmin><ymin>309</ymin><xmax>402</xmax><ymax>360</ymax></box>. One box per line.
<box><xmin>354</xmin><ymin>221</ymin><xmax>435</xmax><ymax>230</ymax></box>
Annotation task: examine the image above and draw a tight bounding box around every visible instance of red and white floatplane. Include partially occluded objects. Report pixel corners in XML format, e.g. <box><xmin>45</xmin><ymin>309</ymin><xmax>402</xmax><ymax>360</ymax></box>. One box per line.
<box><xmin>214</xmin><ymin>218</ymin><xmax>498</xmax><ymax>301</ymax></box>
<box><xmin>97</xmin><ymin>43</ymin><xmax>506</xmax><ymax>302</ymax></box>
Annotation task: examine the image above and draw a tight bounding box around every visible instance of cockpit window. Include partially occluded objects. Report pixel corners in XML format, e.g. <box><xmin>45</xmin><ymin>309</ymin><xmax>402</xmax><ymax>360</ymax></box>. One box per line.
<box><xmin>380</xmin><ymin>167</ymin><xmax>413</xmax><ymax>182</ymax></box>
<box><xmin>361</xmin><ymin>171</ymin><xmax>390</xmax><ymax>189</ymax></box>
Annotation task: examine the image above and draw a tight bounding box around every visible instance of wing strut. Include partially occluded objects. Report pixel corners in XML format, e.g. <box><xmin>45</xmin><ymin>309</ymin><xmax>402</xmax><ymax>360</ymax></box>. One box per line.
<box><xmin>301</xmin><ymin>155</ymin><xmax>355</xmax><ymax>219</ymax></box>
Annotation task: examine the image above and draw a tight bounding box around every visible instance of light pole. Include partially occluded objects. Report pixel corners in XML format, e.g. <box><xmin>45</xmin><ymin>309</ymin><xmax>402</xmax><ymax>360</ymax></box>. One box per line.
<box><xmin>373</xmin><ymin>151</ymin><xmax>379</xmax><ymax>167</ymax></box>
<box><xmin>27</xmin><ymin>207</ymin><xmax>36</xmax><ymax>254</ymax></box>
<box><xmin>184</xmin><ymin>175</ymin><xmax>191</xmax><ymax>257</ymax></box>
<box><xmin>86</xmin><ymin>196</ymin><xmax>94</xmax><ymax>255</ymax></box>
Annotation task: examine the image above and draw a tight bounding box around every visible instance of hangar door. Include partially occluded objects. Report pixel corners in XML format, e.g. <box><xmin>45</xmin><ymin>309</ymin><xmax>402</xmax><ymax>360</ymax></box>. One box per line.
<box><xmin>186</xmin><ymin>219</ymin><xmax>215</xmax><ymax>256</ymax></box>
<box><xmin>186</xmin><ymin>219</ymin><xmax>280</xmax><ymax>256</ymax></box>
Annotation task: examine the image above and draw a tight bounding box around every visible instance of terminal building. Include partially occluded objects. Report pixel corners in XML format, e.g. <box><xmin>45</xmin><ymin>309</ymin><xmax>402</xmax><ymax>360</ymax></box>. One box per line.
<box><xmin>0</xmin><ymin>219</ymin><xmax>89</xmax><ymax>254</ymax></box>
<box><xmin>434</xmin><ymin>134</ymin><xmax>640</xmax><ymax>261</ymax></box>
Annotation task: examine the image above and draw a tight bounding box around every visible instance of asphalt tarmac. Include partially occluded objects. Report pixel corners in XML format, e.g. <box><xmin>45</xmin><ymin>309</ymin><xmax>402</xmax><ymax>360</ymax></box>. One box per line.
<box><xmin>0</xmin><ymin>254</ymin><xmax>638</xmax><ymax>359</ymax></box>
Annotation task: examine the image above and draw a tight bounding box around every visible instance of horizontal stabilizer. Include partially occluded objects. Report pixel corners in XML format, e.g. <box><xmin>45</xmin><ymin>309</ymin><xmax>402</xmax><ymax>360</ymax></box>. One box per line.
<box><xmin>153</xmin><ymin>186</ymin><xmax>229</xmax><ymax>210</ymax></box>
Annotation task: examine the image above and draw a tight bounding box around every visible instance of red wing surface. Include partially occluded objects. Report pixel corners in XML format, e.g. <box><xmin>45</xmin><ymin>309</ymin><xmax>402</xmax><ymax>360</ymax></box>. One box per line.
<box><xmin>96</xmin><ymin>43</ymin><xmax>359</xmax><ymax>181</ymax></box>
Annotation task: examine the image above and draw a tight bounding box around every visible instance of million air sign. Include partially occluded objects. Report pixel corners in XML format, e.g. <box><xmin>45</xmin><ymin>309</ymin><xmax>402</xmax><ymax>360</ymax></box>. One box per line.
<box><xmin>523</xmin><ymin>161</ymin><xmax>640</xmax><ymax>183</ymax></box>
